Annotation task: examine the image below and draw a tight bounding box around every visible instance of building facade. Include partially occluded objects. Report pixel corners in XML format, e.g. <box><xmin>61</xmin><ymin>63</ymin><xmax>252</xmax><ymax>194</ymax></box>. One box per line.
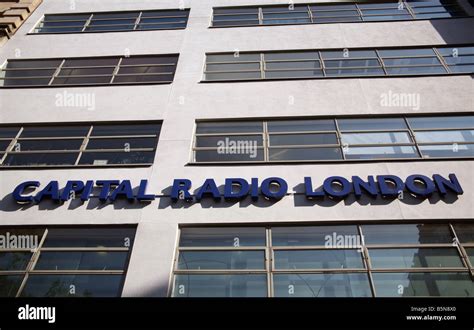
<box><xmin>0</xmin><ymin>0</ymin><xmax>473</xmax><ymax>298</ymax></box>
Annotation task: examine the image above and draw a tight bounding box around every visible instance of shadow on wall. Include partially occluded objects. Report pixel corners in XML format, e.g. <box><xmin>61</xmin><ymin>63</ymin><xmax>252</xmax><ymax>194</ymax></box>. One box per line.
<box><xmin>0</xmin><ymin>184</ymin><xmax>461</xmax><ymax>211</ymax></box>
<box><xmin>429</xmin><ymin>17</ymin><xmax>474</xmax><ymax>44</ymax></box>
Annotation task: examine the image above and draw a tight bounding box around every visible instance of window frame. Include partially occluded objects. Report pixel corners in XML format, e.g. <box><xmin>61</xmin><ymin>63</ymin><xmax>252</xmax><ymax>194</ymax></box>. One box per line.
<box><xmin>30</xmin><ymin>8</ymin><xmax>190</xmax><ymax>35</ymax></box>
<box><xmin>211</xmin><ymin>1</ymin><xmax>471</xmax><ymax>28</ymax></box>
<box><xmin>0</xmin><ymin>121</ymin><xmax>162</xmax><ymax>169</ymax></box>
<box><xmin>171</xmin><ymin>221</ymin><xmax>474</xmax><ymax>297</ymax></box>
<box><xmin>191</xmin><ymin>114</ymin><xmax>474</xmax><ymax>164</ymax></box>
<box><xmin>0</xmin><ymin>225</ymin><xmax>136</xmax><ymax>297</ymax></box>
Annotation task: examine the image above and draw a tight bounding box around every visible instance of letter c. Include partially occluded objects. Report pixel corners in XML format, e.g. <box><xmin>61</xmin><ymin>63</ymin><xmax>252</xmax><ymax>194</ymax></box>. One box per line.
<box><xmin>13</xmin><ymin>181</ymin><xmax>40</xmax><ymax>203</ymax></box>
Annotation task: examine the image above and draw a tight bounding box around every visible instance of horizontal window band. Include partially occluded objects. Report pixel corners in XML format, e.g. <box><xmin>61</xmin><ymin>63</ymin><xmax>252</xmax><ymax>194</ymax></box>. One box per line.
<box><xmin>0</xmin><ymin>163</ymin><xmax>154</xmax><ymax>169</ymax></box>
<box><xmin>4</xmin><ymin>148</ymin><xmax>155</xmax><ymax>154</ymax></box>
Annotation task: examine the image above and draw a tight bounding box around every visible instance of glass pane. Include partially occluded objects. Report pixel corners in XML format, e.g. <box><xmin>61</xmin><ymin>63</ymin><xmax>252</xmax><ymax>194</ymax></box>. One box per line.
<box><xmin>378</xmin><ymin>48</ymin><xmax>436</xmax><ymax>57</ymax></box>
<box><xmin>78</xmin><ymin>151</ymin><xmax>155</xmax><ymax>165</ymax></box>
<box><xmin>408</xmin><ymin>116</ymin><xmax>474</xmax><ymax>129</ymax></box>
<box><xmin>0</xmin><ymin>127</ymin><xmax>20</xmax><ymax>138</ymax></box>
<box><xmin>91</xmin><ymin>12</ymin><xmax>139</xmax><ymax>19</ymax></box>
<box><xmin>86</xmin><ymin>137</ymin><xmax>157</xmax><ymax>150</ymax></box>
<box><xmin>195</xmin><ymin>135</ymin><xmax>263</xmax><ymax>148</ymax></box>
<box><xmin>361</xmin><ymin>9</ymin><xmax>409</xmax><ymax>15</ymax></box>
<box><xmin>263</xmin><ymin>5</ymin><xmax>309</xmax><ymax>13</ymax></box>
<box><xmin>3</xmin><ymin>153</ymin><xmax>78</xmax><ymax>166</ymax></box>
<box><xmin>0</xmin><ymin>140</ymin><xmax>11</xmax><ymax>151</ymax></box>
<box><xmin>338</xmin><ymin>118</ymin><xmax>407</xmax><ymax>131</ymax></box>
<box><xmin>386</xmin><ymin>66</ymin><xmax>447</xmax><ymax>75</ymax></box>
<box><xmin>419</xmin><ymin>144</ymin><xmax>474</xmax><ymax>158</ymax></box>
<box><xmin>196</xmin><ymin>122</ymin><xmax>262</xmax><ymax>134</ymax></box>
<box><xmin>205</xmin><ymin>71</ymin><xmax>261</xmax><ymax>81</ymax></box>
<box><xmin>121</xmin><ymin>56</ymin><xmax>178</xmax><ymax>66</ymax></box>
<box><xmin>383</xmin><ymin>57</ymin><xmax>441</xmax><ymax>66</ymax></box>
<box><xmin>43</xmin><ymin>14</ymin><xmax>91</xmax><ymax>21</ymax></box>
<box><xmin>265</xmin><ymin>70</ymin><xmax>324</xmax><ymax>78</ymax></box>
<box><xmin>206</xmin><ymin>63</ymin><xmax>260</xmax><ymax>72</ymax></box>
<box><xmin>262</xmin><ymin>18</ymin><xmax>311</xmax><ymax>24</ymax></box>
<box><xmin>369</xmin><ymin>248</ymin><xmax>464</xmax><ymax>268</ymax></box>
<box><xmin>362</xmin><ymin>224</ymin><xmax>453</xmax><ymax>244</ymax></box>
<box><xmin>321</xmin><ymin>50</ymin><xmax>377</xmax><ymax>59</ymax></box>
<box><xmin>272</xmin><ymin>226</ymin><xmax>359</xmax><ymax>246</ymax></box>
<box><xmin>89</xmin><ymin>19</ymin><xmax>136</xmax><ymax>26</ymax></box>
<box><xmin>173</xmin><ymin>274</ymin><xmax>267</xmax><ymax>297</ymax></box>
<box><xmin>43</xmin><ymin>228</ymin><xmax>135</xmax><ymax>247</ymax></box>
<box><xmin>275</xmin><ymin>250</ymin><xmax>364</xmax><ymax>269</ymax></box>
<box><xmin>268</xmin><ymin>120</ymin><xmax>335</xmax><ymax>132</ymax></box>
<box><xmin>448</xmin><ymin>64</ymin><xmax>474</xmax><ymax>73</ymax></box>
<box><xmin>312</xmin><ymin>10</ymin><xmax>359</xmax><ymax>17</ymax></box>
<box><xmin>453</xmin><ymin>224</ymin><xmax>474</xmax><ymax>243</ymax></box>
<box><xmin>213</xmin><ymin>14</ymin><xmax>259</xmax><ymax>21</ymax></box>
<box><xmin>91</xmin><ymin>124</ymin><xmax>160</xmax><ymax>137</ymax></box>
<box><xmin>466</xmin><ymin>248</ymin><xmax>474</xmax><ymax>267</ymax></box>
<box><xmin>437</xmin><ymin>46</ymin><xmax>474</xmax><ymax>56</ymax></box>
<box><xmin>212</xmin><ymin>20</ymin><xmax>259</xmax><ymax>27</ymax></box>
<box><xmin>269</xmin><ymin>147</ymin><xmax>342</xmax><ymax>161</ymax></box>
<box><xmin>63</xmin><ymin>58</ymin><xmax>119</xmax><ymax>68</ymax></box>
<box><xmin>344</xmin><ymin>146</ymin><xmax>419</xmax><ymax>159</ymax></box>
<box><xmin>35</xmin><ymin>252</ymin><xmax>128</xmax><ymax>270</ymax></box>
<box><xmin>59</xmin><ymin>67</ymin><xmax>115</xmax><ymax>76</ymax></box>
<box><xmin>20</xmin><ymin>126</ymin><xmax>89</xmax><ymax>137</ymax></box>
<box><xmin>324</xmin><ymin>59</ymin><xmax>381</xmax><ymax>68</ymax></box>
<box><xmin>136</xmin><ymin>23</ymin><xmax>186</xmax><ymax>30</ymax></box>
<box><xmin>373</xmin><ymin>273</ymin><xmax>474</xmax><ymax>297</ymax></box>
<box><xmin>311</xmin><ymin>4</ymin><xmax>357</xmax><ymax>10</ymax></box>
<box><xmin>274</xmin><ymin>273</ymin><xmax>372</xmax><ymax>297</ymax></box>
<box><xmin>270</xmin><ymin>133</ymin><xmax>337</xmax><ymax>146</ymax></box>
<box><xmin>0</xmin><ymin>252</ymin><xmax>32</xmax><ymax>270</ymax></box>
<box><xmin>264</xmin><ymin>12</ymin><xmax>310</xmax><ymax>19</ymax></box>
<box><xmin>180</xmin><ymin>228</ymin><xmax>266</xmax><ymax>247</ymax></box>
<box><xmin>177</xmin><ymin>251</ymin><xmax>264</xmax><ymax>270</ymax></box>
<box><xmin>213</xmin><ymin>8</ymin><xmax>259</xmax><ymax>15</ymax></box>
<box><xmin>0</xmin><ymin>275</ymin><xmax>24</xmax><ymax>297</ymax></box>
<box><xmin>325</xmin><ymin>68</ymin><xmax>385</xmax><ymax>76</ymax></box>
<box><xmin>313</xmin><ymin>17</ymin><xmax>362</xmax><ymax>23</ymax></box>
<box><xmin>2</xmin><ymin>69</ymin><xmax>56</xmax><ymax>78</ymax></box>
<box><xmin>342</xmin><ymin>132</ymin><xmax>411</xmax><ymax>144</ymax></box>
<box><xmin>141</xmin><ymin>10</ymin><xmax>189</xmax><ymax>17</ymax></box>
<box><xmin>52</xmin><ymin>76</ymin><xmax>113</xmax><ymax>85</ymax></box>
<box><xmin>265</xmin><ymin>52</ymin><xmax>319</xmax><ymax>61</ymax></box>
<box><xmin>265</xmin><ymin>61</ymin><xmax>320</xmax><ymax>70</ymax></box>
<box><xmin>20</xmin><ymin>275</ymin><xmax>123</xmax><ymax>297</ymax></box>
<box><xmin>414</xmin><ymin>130</ymin><xmax>474</xmax><ymax>143</ymax></box>
<box><xmin>195</xmin><ymin>149</ymin><xmax>264</xmax><ymax>162</ymax></box>
<box><xmin>6</xmin><ymin>59</ymin><xmax>61</xmax><ymax>69</ymax></box>
<box><xmin>207</xmin><ymin>53</ymin><xmax>260</xmax><ymax>63</ymax></box>
<box><xmin>15</xmin><ymin>139</ymin><xmax>83</xmax><ymax>151</ymax></box>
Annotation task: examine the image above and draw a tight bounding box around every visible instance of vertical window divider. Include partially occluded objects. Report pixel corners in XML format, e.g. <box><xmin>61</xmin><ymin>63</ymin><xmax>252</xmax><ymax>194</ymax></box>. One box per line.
<box><xmin>358</xmin><ymin>225</ymin><xmax>376</xmax><ymax>298</ymax></box>
<box><xmin>110</xmin><ymin>57</ymin><xmax>123</xmax><ymax>84</ymax></box>
<box><xmin>82</xmin><ymin>13</ymin><xmax>94</xmax><ymax>32</ymax></box>
<box><xmin>263</xmin><ymin>121</ymin><xmax>269</xmax><ymax>162</ymax></box>
<box><xmin>403</xmin><ymin>1</ymin><xmax>417</xmax><ymax>19</ymax></box>
<box><xmin>449</xmin><ymin>224</ymin><xmax>472</xmax><ymax>273</ymax></box>
<box><xmin>134</xmin><ymin>11</ymin><xmax>143</xmax><ymax>30</ymax></box>
<box><xmin>75</xmin><ymin>125</ymin><xmax>93</xmax><ymax>166</ymax></box>
<box><xmin>375</xmin><ymin>49</ymin><xmax>388</xmax><ymax>76</ymax></box>
<box><xmin>307</xmin><ymin>5</ymin><xmax>314</xmax><ymax>23</ymax></box>
<box><xmin>1</xmin><ymin>127</ymin><xmax>23</xmax><ymax>165</ymax></box>
<box><xmin>433</xmin><ymin>47</ymin><xmax>452</xmax><ymax>74</ymax></box>
<box><xmin>334</xmin><ymin>119</ymin><xmax>346</xmax><ymax>160</ymax></box>
<box><xmin>266</xmin><ymin>227</ymin><xmax>273</xmax><ymax>297</ymax></box>
<box><xmin>260</xmin><ymin>53</ymin><xmax>265</xmax><ymax>79</ymax></box>
<box><xmin>258</xmin><ymin>7</ymin><xmax>263</xmax><ymax>25</ymax></box>
<box><xmin>403</xmin><ymin>117</ymin><xmax>423</xmax><ymax>158</ymax></box>
<box><xmin>354</xmin><ymin>3</ymin><xmax>364</xmax><ymax>21</ymax></box>
<box><xmin>15</xmin><ymin>229</ymin><xmax>49</xmax><ymax>297</ymax></box>
<box><xmin>318</xmin><ymin>51</ymin><xmax>326</xmax><ymax>77</ymax></box>
<box><xmin>48</xmin><ymin>59</ymin><xmax>65</xmax><ymax>86</ymax></box>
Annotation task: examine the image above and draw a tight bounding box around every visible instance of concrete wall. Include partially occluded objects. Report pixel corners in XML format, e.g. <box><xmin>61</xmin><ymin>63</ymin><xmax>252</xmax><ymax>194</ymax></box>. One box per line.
<box><xmin>0</xmin><ymin>0</ymin><xmax>473</xmax><ymax>297</ymax></box>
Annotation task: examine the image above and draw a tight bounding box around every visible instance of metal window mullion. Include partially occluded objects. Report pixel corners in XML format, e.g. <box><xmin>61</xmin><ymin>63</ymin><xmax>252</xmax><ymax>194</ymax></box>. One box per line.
<box><xmin>318</xmin><ymin>51</ymin><xmax>326</xmax><ymax>77</ymax></box>
<box><xmin>433</xmin><ymin>47</ymin><xmax>452</xmax><ymax>74</ymax></box>
<box><xmin>110</xmin><ymin>57</ymin><xmax>123</xmax><ymax>84</ymax></box>
<box><xmin>449</xmin><ymin>224</ymin><xmax>472</xmax><ymax>272</ymax></box>
<box><xmin>134</xmin><ymin>11</ymin><xmax>143</xmax><ymax>30</ymax></box>
<box><xmin>82</xmin><ymin>13</ymin><xmax>94</xmax><ymax>32</ymax></box>
<box><xmin>334</xmin><ymin>119</ymin><xmax>346</xmax><ymax>160</ymax></box>
<box><xmin>375</xmin><ymin>49</ymin><xmax>388</xmax><ymax>76</ymax></box>
<box><xmin>358</xmin><ymin>225</ymin><xmax>376</xmax><ymax>297</ymax></box>
<box><xmin>260</xmin><ymin>53</ymin><xmax>265</xmax><ymax>79</ymax></box>
<box><xmin>263</xmin><ymin>121</ymin><xmax>269</xmax><ymax>162</ymax></box>
<box><xmin>0</xmin><ymin>127</ymin><xmax>23</xmax><ymax>165</ymax></box>
<box><xmin>403</xmin><ymin>1</ymin><xmax>417</xmax><ymax>19</ymax></box>
<box><xmin>266</xmin><ymin>227</ymin><xmax>272</xmax><ymax>297</ymax></box>
<box><xmin>354</xmin><ymin>3</ymin><xmax>364</xmax><ymax>21</ymax></box>
<box><xmin>307</xmin><ymin>5</ymin><xmax>314</xmax><ymax>23</ymax></box>
<box><xmin>48</xmin><ymin>59</ymin><xmax>65</xmax><ymax>86</ymax></box>
<box><xmin>403</xmin><ymin>117</ymin><xmax>424</xmax><ymax>159</ymax></box>
<box><xmin>75</xmin><ymin>125</ymin><xmax>93</xmax><ymax>165</ymax></box>
<box><xmin>15</xmin><ymin>229</ymin><xmax>49</xmax><ymax>297</ymax></box>
<box><xmin>258</xmin><ymin>7</ymin><xmax>263</xmax><ymax>25</ymax></box>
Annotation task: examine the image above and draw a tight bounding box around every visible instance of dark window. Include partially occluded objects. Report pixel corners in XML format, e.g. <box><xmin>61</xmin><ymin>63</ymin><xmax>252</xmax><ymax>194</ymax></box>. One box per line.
<box><xmin>0</xmin><ymin>55</ymin><xmax>179</xmax><ymax>88</ymax></box>
<box><xmin>34</xmin><ymin>9</ymin><xmax>189</xmax><ymax>34</ymax></box>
